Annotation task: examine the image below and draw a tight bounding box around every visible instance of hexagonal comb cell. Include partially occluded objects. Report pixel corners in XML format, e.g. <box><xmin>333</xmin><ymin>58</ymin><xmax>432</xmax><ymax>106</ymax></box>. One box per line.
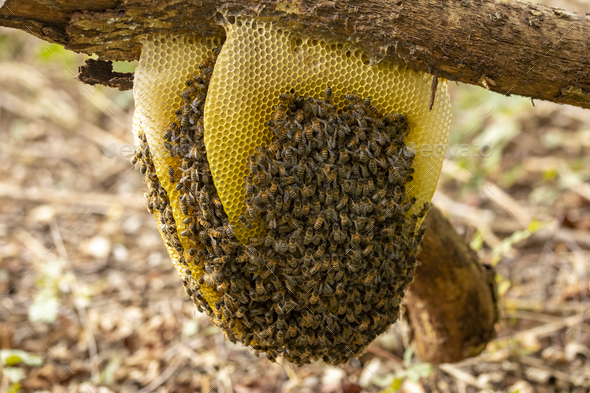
<box><xmin>204</xmin><ymin>17</ymin><xmax>452</xmax><ymax>242</ymax></box>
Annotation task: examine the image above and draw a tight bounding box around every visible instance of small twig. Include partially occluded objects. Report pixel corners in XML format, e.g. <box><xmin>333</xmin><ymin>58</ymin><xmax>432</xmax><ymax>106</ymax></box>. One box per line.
<box><xmin>483</xmin><ymin>182</ymin><xmax>532</xmax><ymax>227</ymax></box>
<box><xmin>15</xmin><ymin>230</ymin><xmax>52</xmax><ymax>259</ymax></box>
<box><xmin>0</xmin><ymin>182</ymin><xmax>145</xmax><ymax>208</ymax></box>
<box><xmin>561</xmin><ymin>233</ymin><xmax>589</xmax><ymax>307</ymax></box>
<box><xmin>491</xmin><ymin>313</ymin><xmax>586</xmax><ymax>346</ymax></box>
<box><xmin>50</xmin><ymin>220</ymin><xmax>100</xmax><ymax>382</ymax></box>
<box><xmin>429</xmin><ymin>72</ymin><xmax>438</xmax><ymax>111</ymax></box>
<box><xmin>519</xmin><ymin>356</ymin><xmax>588</xmax><ymax>387</ymax></box>
<box><xmin>504</xmin><ymin>311</ymin><xmax>590</xmax><ymax>334</ymax></box>
<box><xmin>439</xmin><ymin>364</ymin><xmax>491</xmax><ymax>390</ymax></box>
<box><xmin>366</xmin><ymin>345</ymin><xmax>404</xmax><ymax>365</ymax></box>
<box><xmin>503</xmin><ymin>298</ymin><xmax>587</xmax><ymax>314</ymax></box>
<box><xmin>137</xmin><ymin>342</ymin><xmax>187</xmax><ymax>393</ymax></box>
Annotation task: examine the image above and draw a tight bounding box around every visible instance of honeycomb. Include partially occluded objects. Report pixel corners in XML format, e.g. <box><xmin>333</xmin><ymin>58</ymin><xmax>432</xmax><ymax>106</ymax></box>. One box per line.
<box><xmin>205</xmin><ymin>17</ymin><xmax>452</xmax><ymax>241</ymax></box>
<box><xmin>131</xmin><ymin>17</ymin><xmax>453</xmax><ymax>365</ymax></box>
<box><xmin>132</xmin><ymin>34</ymin><xmax>224</xmax><ymax>309</ymax></box>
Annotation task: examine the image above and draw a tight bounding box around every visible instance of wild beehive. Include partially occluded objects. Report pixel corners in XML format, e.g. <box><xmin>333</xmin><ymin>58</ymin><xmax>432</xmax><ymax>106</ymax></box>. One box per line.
<box><xmin>131</xmin><ymin>16</ymin><xmax>451</xmax><ymax>365</ymax></box>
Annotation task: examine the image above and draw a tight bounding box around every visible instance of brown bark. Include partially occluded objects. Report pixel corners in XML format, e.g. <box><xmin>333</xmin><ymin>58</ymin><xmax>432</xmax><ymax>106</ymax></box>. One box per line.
<box><xmin>76</xmin><ymin>59</ymin><xmax>134</xmax><ymax>90</ymax></box>
<box><xmin>1</xmin><ymin>0</ymin><xmax>590</xmax><ymax>108</ymax></box>
<box><xmin>408</xmin><ymin>206</ymin><xmax>499</xmax><ymax>364</ymax></box>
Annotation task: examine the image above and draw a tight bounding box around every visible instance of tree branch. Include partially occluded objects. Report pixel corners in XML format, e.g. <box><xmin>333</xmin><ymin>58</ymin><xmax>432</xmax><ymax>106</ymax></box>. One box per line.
<box><xmin>1</xmin><ymin>0</ymin><xmax>589</xmax><ymax>108</ymax></box>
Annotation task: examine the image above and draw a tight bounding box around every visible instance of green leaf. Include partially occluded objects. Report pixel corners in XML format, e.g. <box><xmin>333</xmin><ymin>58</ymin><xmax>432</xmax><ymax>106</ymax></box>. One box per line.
<box><xmin>497</xmin><ymin>279</ymin><xmax>511</xmax><ymax>297</ymax></box>
<box><xmin>182</xmin><ymin>319</ymin><xmax>200</xmax><ymax>337</ymax></box>
<box><xmin>3</xmin><ymin>367</ymin><xmax>25</xmax><ymax>383</ymax></box>
<box><xmin>469</xmin><ymin>230</ymin><xmax>483</xmax><ymax>251</ymax></box>
<box><xmin>0</xmin><ymin>349</ymin><xmax>43</xmax><ymax>367</ymax></box>
<box><xmin>407</xmin><ymin>363</ymin><xmax>433</xmax><ymax>382</ymax></box>
<box><xmin>390</xmin><ymin>377</ymin><xmax>403</xmax><ymax>391</ymax></box>
<box><xmin>99</xmin><ymin>357</ymin><xmax>121</xmax><ymax>385</ymax></box>
<box><xmin>28</xmin><ymin>292</ymin><xmax>59</xmax><ymax>323</ymax></box>
<box><xmin>6</xmin><ymin>382</ymin><xmax>22</xmax><ymax>393</ymax></box>
<box><xmin>528</xmin><ymin>219</ymin><xmax>549</xmax><ymax>233</ymax></box>
<box><xmin>35</xmin><ymin>43</ymin><xmax>79</xmax><ymax>66</ymax></box>
<box><xmin>42</xmin><ymin>258</ymin><xmax>64</xmax><ymax>279</ymax></box>
<box><xmin>490</xmin><ymin>226</ymin><xmax>535</xmax><ymax>265</ymax></box>
<box><xmin>402</xmin><ymin>347</ymin><xmax>413</xmax><ymax>367</ymax></box>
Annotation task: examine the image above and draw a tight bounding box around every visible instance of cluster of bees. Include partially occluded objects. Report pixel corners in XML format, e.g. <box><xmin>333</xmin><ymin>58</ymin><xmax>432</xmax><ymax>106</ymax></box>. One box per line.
<box><xmin>227</xmin><ymin>90</ymin><xmax>428</xmax><ymax>364</ymax></box>
<box><xmin>132</xmin><ymin>47</ymin><xmax>224</xmax><ymax>321</ymax></box>
<box><xmin>131</xmin><ymin>133</ymin><xmax>182</xmax><ymax>272</ymax></box>
<box><xmin>133</xmin><ymin>47</ymin><xmax>428</xmax><ymax>365</ymax></box>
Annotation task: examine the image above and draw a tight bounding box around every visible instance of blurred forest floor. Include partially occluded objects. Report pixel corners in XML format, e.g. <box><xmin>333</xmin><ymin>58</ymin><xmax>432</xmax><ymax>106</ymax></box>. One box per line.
<box><xmin>1</xmin><ymin>2</ymin><xmax>590</xmax><ymax>391</ymax></box>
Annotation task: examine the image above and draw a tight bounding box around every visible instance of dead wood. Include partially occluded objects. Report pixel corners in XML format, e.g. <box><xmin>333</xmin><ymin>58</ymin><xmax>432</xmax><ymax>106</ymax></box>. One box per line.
<box><xmin>76</xmin><ymin>59</ymin><xmax>133</xmax><ymax>90</ymax></box>
<box><xmin>408</xmin><ymin>206</ymin><xmax>499</xmax><ymax>363</ymax></box>
<box><xmin>0</xmin><ymin>0</ymin><xmax>589</xmax><ymax>108</ymax></box>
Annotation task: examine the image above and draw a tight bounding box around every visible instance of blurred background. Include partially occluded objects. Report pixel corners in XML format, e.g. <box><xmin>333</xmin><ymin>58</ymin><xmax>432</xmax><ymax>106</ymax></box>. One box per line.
<box><xmin>0</xmin><ymin>0</ymin><xmax>589</xmax><ymax>391</ymax></box>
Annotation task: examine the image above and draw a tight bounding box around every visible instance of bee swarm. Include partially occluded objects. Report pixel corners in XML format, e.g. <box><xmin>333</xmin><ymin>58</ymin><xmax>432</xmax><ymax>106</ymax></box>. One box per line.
<box><xmin>134</xmin><ymin>48</ymin><xmax>429</xmax><ymax>365</ymax></box>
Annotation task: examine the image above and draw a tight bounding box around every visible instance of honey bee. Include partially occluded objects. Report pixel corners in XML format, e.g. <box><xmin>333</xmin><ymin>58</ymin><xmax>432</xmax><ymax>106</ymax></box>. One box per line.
<box><xmin>363</xmin><ymin>288</ymin><xmax>374</xmax><ymax>303</ymax></box>
<box><xmin>401</xmin><ymin>201</ymin><xmax>412</xmax><ymax>213</ymax></box>
<box><xmin>301</xmin><ymin>200</ymin><xmax>310</xmax><ymax>216</ymax></box>
<box><xmin>324</xmin><ymin>186</ymin><xmax>335</xmax><ymax>205</ymax></box>
<box><xmin>320</xmin><ymin>146</ymin><xmax>329</xmax><ymax>162</ymax></box>
<box><xmin>309</xmin><ymin>259</ymin><xmax>322</xmax><ymax>276</ymax></box>
<box><xmin>385</xmin><ymin>142</ymin><xmax>398</xmax><ymax>158</ymax></box>
<box><xmin>314</xmin><ymin>213</ymin><xmax>325</xmax><ymax>230</ymax></box>
<box><xmin>360</xmin><ymin>165</ymin><xmax>370</xmax><ymax>179</ymax></box>
<box><xmin>336</xmin><ymin>299</ymin><xmax>346</xmax><ymax>315</ymax></box>
<box><xmin>357</xmin><ymin>318</ymin><xmax>370</xmax><ymax>332</ymax></box>
<box><xmin>147</xmin><ymin>200</ymin><xmax>155</xmax><ymax>214</ymax></box>
<box><xmin>363</xmin><ymin>270</ymin><xmax>378</xmax><ymax>286</ymax></box>
<box><xmin>247</xmin><ymin>156</ymin><xmax>259</xmax><ymax>176</ymax></box>
<box><xmin>302</xmin><ymin>309</ymin><xmax>314</xmax><ymax>326</ymax></box>
<box><xmin>309</xmin><ymin>288</ymin><xmax>320</xmax><ymax>305</ymax></box>
<box><xmin>276</xmin><ymin>313</ymin><xmax>286</xmax><ymax>330</ymax></box>
<box><xmin>274</xmin><ymin>196</ymin><xmax>283</xmax><ymax>214</ymax></box>
<box><xmin>371</xmin><ymin>188</ymin><xmax>387</xmax><ymax>203</ymax></box>
<box><xmin>310</xmin><ymin>199</ymin><xmax>321</xmax><ymax>214</ymax></box>
<box><xmin>344</xmin><ymin>308</ymin><xmax>357</xmax><ymax>323</ymax></box>
<box><xmin>345</xmin><ymin>259</ymin><xmax>359</xmax><ymax>272</ymax></box>
<box><xmin>313</xmin><ymin>243</ymin><xmax>326</xmax><ymax>260</ymax></box>
<box><xmin>292</xmin><ymin>199</ymin><xmax>303</xmax><ymax>217</ymax></box>
<box><xmin>284</xmin><ymin>185</ymin><xmax>298</xmax><ymax>201</ymax></box>
<box><xmin>294</xmin><ymin>109</ymin><xmax>305</xmax><ymax>125</ymax></box>
<box><xmin>362</xmin><ymin>244</ymin><xmax>375</xmax><ymax>257</ymax></box>
<box><xmin>303</xmin><ymin>228</ymin><xmax>314</xmax><ymax>245</ymax></box>
<box><xmin>332</xmin><ymin>225</ymin><xmax>345</xmax><ymax>243</ymax></box>
<box><xmin>288</xmin><ymin>321</ymin><xmax>299</xmax><ymax>338</ymax></box>
<box><xmin>285</xmin><ymin>215</ymin><xmax>299</xmax><ymax>231</ymax></box>
<box><xmin>358</xmin><ymin>144</ymin><xmax>370</xmax><ymax>163</ymax></box>
<box><xmin>335</xmin><ymin>283</ymin><xmax>346</xmax><ymax>297</ymax></box>
<box><xmin>266</xmin><ymin>178</ymin><xmax>279</xmax><ymax>196</ymax></box>
<box><xmin>275</xmin><ymin>104</ymin><xmax>287</xmax><ymax>122</ymax></box>
<box><xmin>254</xmin><ymin>278</ymin><xmax>267</xmax><ymax>297</ymax></box>
<box><xmin>389</xmin><ymin>167</ymin><xmax>403</xmax><ymax>184</ymax></box>
<box><xmin>239</xmin><ymin>214</ymin><xmax>253</xmax><ymax>229</ymax></box>
<box><xmin>325</xmin><ymin>206</ymin><xmax>338</xmax><ymax>223</ymax></box>
<box><xmin>198</xmin><ymin>273</ymin><xmax>215</xmax><ymax>287</ymax></box>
